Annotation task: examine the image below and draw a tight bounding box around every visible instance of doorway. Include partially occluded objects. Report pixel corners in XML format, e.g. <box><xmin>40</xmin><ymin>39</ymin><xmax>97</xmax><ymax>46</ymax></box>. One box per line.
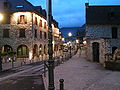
<box><xmin>92</xmin><ymin>42</ymin><xmax>99</xmax><ymax>62</ymax></box>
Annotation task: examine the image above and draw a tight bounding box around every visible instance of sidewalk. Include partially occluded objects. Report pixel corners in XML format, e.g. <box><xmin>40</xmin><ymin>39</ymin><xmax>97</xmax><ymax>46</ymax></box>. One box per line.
<box><xmin>43</xmin><ymin>50</ymin><xmax>120</xmax><ymax>90</ymax></box>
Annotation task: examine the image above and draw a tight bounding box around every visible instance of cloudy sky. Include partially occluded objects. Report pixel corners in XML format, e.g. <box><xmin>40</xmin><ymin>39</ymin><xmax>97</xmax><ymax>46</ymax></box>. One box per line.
<box><xmin>28</xmin><ymin>0</ymin><xmax>120</xmax><ymax>28</ymax></box>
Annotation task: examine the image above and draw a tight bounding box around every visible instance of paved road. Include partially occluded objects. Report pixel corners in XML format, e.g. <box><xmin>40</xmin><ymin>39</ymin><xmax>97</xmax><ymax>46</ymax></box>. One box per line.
<box><xmin>0</xmin><ymin>62</ymin><xmax>45</xmax><ymax>90</ymax></box>
<box><xmin>44</xmin><ymin>50</ymin><xmax>120</xmax><ymax>90</ymax></box>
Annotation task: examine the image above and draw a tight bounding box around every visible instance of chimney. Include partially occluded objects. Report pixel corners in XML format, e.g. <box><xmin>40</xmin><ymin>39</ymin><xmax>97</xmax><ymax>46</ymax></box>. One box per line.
<box><xmin>85</xmin><ymin>3</ymin><xmax>89</xmax><ymax>8</ymax></box>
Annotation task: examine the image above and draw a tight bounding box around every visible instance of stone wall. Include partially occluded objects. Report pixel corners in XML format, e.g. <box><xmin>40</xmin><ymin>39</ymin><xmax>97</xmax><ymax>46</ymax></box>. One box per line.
<box><xmin>85</xmin><ymin>25</ymin><xmax>120</xmax><ymax>64</ymax></box>
<box><xmin>0</xmin><ymin>12</ymin><xmax>61</xmax><ymax>60</ymax></box>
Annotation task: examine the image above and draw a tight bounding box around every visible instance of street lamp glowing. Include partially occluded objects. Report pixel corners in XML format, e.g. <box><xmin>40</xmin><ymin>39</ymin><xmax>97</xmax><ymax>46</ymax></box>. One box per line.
<box><xmin>76</xmin><ymin>39</ymin><xmax>79</xmax><ymax>43</ymax></box>
<box><xmin>62</xmin><ymin>38</ymin><xmax>65</xmax><ymax>42</ymax></box>
<box><xmin>0</xmin><ymin>13</ymin><xmax>3</xmax><ymax>21</ymax></box>
<box><xmin>68</xmin><ymin>32</ymin><xmax>72</xmax><ymax>37</ymax></box>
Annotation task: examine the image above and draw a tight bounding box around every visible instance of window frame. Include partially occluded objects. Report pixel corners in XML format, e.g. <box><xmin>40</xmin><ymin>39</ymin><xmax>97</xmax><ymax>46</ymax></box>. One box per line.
<box><xmin>3</xmin><ymin>29</ymin><xmax>9</xmax><ymax>38</ymax></box>
<box><xmin>19</xmin><ymin>29</ymin><xmax>26</xmax><ymax>38</ymax></box>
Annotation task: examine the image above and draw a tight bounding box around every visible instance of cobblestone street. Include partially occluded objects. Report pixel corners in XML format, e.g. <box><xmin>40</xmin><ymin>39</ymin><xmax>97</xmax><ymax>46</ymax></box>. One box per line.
<box><xmin>44</xmin><ymin>50</ymin><xmax>120</xmax><ymax>90</ymax></box>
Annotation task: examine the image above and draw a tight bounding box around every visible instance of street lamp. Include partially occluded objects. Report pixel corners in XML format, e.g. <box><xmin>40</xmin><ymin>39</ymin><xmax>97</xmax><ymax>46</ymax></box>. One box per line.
<box><xmin>62</xmin><ymin>38</ymin><xmax>65</xmax><ymax>41</ymax></box>
<box><xmin>68</xmin><ymin>32</ymin><xmax>72</xmax><ymax>37</ymax></box>
<box><xmin>47</xmin><ymin>0</ymin><xmax>55</xmax><ymax>90</ymax></box>
<box><xmin>0</xmin><ymin>13</ymin><xmax>3</xmax><ymax>71</ymax></box>
<box><xmin>68</xmin><ymin>32</ymin><xmax>72</xmax><ymax>58</ymax></box>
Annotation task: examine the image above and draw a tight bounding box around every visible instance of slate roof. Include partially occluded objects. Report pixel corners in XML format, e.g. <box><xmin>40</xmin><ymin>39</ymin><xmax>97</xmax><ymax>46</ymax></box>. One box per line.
<box><xmin>86</xmin><ymin>5</ymin><xmax>120</xmax><ymax>25</ymax></box>
<box><xmin>7</xmin><ymin>0</ymin><xmax>35</xmax><ymax>12</ymax></box>
<box><xmin>4</xmin><ymin>0</ymin><xmax>58</xmax><ymax>27</ymax></box>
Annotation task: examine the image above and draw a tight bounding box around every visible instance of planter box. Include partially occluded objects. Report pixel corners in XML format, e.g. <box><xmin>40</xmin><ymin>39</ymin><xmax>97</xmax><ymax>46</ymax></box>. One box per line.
<box><xmin>104</xmin><ymin>61</ymin><xmax>120</xmax><ymax>71</ymax></box>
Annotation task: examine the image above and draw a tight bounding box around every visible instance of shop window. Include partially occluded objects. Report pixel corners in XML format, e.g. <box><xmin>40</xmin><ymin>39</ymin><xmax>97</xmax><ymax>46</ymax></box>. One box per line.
<box><xmin>17</xmin><ymin>45</ymin><xmax>29</xmax><ymax>58</ymax></box>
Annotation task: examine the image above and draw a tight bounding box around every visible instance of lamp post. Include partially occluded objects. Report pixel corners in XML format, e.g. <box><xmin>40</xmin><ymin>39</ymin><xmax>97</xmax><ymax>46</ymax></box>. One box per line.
<box><xmin>0</xmin><ymin>13</ymin><xmax>3</xmax><ymax>71</ymax></box>
<box><xmin>68</xmin><ymin>32</ymin><xmax>72</xmax><ymax>58</ymax></box>
<box><xmin>47</xmin><ymin>0</ymin><xmax>55</xmax><ymax>90</ymax></box>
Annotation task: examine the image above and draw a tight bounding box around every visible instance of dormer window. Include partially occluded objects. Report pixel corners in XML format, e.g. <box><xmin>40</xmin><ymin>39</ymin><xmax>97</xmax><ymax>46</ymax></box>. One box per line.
<box><xmin>16</xmin><ymin>6</ymin><xmax>23</xmax><ymax>8</ymax></box>
<box><xmin>108</xmin><ymin>11</ymin><xmax>115</xmax><ymax>20</ymax></box>
<box><xmin>18</xmin><ymin>15</ymin><xmax>27</xmax><ymax>24</ymax></box>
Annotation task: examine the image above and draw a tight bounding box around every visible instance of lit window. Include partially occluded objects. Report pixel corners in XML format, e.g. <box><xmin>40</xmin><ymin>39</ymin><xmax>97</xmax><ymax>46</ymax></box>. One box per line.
<box><xmin>34</xmin><ymin>17</ymin><xmax>38</xmax><ymax>25</ymax></box>
<box><xmin>18</xmin><ymin>15</ymin><xmax>27</xmax><ymax>24</ymax></box>
<box><xmin>39</xmin><ymin>20</ymin><xmax>42</xmax><ymax>27</ymax></box>
<box><xmin>17</xmin><ymin>45</ymin><xmax>29</xmax><ymax>58</ymax></box>
<box><xmin>44</xmin><ymin>22</ymin><xmax>47</xmax><ymax>29</ymax></box>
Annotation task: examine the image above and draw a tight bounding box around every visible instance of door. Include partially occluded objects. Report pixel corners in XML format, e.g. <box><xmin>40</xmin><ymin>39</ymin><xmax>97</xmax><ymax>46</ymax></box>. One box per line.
<box><xmin>92</xmin><ymin>42</ymin><xmax>99</xmax><ymax>62</ymax></box>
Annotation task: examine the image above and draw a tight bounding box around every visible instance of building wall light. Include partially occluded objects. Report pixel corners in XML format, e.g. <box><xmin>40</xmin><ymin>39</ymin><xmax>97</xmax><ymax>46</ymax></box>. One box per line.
<box><xmin>0</xmin><ymin>13</ymin><xmax>3</xmax><ymax>21</ymax></box>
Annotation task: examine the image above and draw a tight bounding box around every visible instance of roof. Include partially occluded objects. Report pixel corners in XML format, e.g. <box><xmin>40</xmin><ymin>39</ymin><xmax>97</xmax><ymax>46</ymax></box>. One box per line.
<box><xmin>2</xmin><ymin>0</ymin><xmax>58</xmax><ymax>27</ymax></box>
<box><xmin>7</xmin><ymin>0</ymin><xmax>35</xmax><ymax>12</ymax></box>
<box><xmin>86</xmin><ymin>5</ymin><xmax>120</xmax><ymax>25</ymax></box>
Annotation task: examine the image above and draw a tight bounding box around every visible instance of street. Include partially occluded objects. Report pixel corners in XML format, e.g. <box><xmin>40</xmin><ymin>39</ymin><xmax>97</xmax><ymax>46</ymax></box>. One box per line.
<box><xmin>1</xmin><ymin>50</ymin><xmax>120</xmax><ymax>90</ymax></box>
<box><xmin>44</xmin><ymin>50</ymin><xmax>120</xmax><ymax>90</ymax></box>
<box><xmin>0</xmin><ymin>62</ymin><xmax>45</xmax><ymax>90</ymax></box>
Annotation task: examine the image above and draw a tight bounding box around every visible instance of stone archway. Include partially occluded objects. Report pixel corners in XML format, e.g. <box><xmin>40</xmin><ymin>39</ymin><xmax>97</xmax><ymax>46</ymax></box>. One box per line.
<box><xmin>2</xmin><ymin>45</ymin><xmax>13</xmax><ymax>53</ymax></box>
<box><xmin>17</xmin><ymin>45</ymin><xmax>29</xmax><ymax>58</ymax></box>
<box><xmin>33</xmin><ymin>44</ymin><xmax>38</xmax><ymax>57</ymax></box>
<box><xmin>92</xmin><ymin>42</ymin><xmax>99</xmax><ymax>62</ymax></box>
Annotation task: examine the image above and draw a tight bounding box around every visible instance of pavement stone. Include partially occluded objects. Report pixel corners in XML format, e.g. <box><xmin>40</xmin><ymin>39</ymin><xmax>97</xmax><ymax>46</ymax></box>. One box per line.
<box><xmin>43</xmin><ymin>50</ymin><xmax>120</xmax><ymax>90</ymax></box>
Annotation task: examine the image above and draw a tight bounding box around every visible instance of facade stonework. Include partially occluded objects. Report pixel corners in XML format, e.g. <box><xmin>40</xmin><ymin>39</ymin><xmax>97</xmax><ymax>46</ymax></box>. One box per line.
<box><xmin>86</xmin><ymin>25</ymin><xmax>120</xmax><ymax>64</ymax></box>
<box><xmin>85</xmin><ymin>4</ymin><xmax>120</xmax><ymax>64</ymax></box>
<box><xmin>0</xmin><ymin>0</ymin><xmax>61</xmax><ymax>61</ymax></box>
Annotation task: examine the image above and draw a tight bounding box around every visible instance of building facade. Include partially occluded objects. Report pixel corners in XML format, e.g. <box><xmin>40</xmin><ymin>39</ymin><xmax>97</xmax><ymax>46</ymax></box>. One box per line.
<box><xmin>85</xmin><ymin>3</ymin><xmax>120</xmax><ymax>64</ymax></box>
<box><xmin>0</xmin><ymin>0</ymin><xmax>61</xmax><ymax>62</ymax></box>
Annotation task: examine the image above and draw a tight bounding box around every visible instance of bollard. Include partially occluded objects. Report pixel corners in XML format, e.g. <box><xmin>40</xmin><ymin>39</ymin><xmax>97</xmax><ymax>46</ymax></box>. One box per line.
<box><xmin>59</xmin><ymin>79</ymin><xmax>64</xmax><ymax>90</ymax></box>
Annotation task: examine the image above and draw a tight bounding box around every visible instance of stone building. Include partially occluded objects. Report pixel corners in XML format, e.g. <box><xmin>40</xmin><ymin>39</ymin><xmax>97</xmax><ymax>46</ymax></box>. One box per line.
<box><xmin>0</xmin><ymin>0</ymin><xmax>61</xmax><ymax>61</ymax></box>
<box><xmin>85</xmin><ymin>3</ymin><xmax>120</xmax><ymax>64</ymax></box>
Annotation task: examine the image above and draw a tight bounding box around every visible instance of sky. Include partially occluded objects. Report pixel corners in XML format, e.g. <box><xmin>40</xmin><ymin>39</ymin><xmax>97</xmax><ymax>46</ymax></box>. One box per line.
<box><xmin>28</xmin><ymin>0</ymin><xmax>120</xmax><ymax>28</ymax></box>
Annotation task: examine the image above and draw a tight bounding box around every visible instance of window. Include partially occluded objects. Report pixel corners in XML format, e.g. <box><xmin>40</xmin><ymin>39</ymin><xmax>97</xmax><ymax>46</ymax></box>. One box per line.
<box><xmin>2</xmin><ymin>13</ymin><xmax>10</xmax><ymax>24</ymax></box>
<box><xmin>18</xmin><ymin>15</ymin><xmax>27</xmax><ymax>24</ymax></box>
<box><xmin>17</xmin><ymin>45</ymin><xmax>29</xmax><ymax>58</ymax></box>
<box><xmin>39</xmin><ymin>20</ymin><xmax>42</xmax><ymax>27</ymax></box>
<box><xmin>112</xmin><ymin>47</ymin><xmax>117</xmax><ymax>54</ymax></box>
<box><xmin>44</xmin><ymin>22</ymin><xmax>47</xmax><ymax>29</ymax></box>
<box><xmin>2</xmin><ymin>45</ymin><xmax>12</xmax><ymax>53</ymax></box>
<box><xmin>34</xmin><ymin>29</ymin><xmax>37</xmax><ymax>38</ymax></box>
<box><xmin>3</xmin><ymin>29</ymin><xmax>9</xmax><ymax>38</ymax></box>
<box><xmin>19</xmin><ymin>29</ymin><xmax>25</xmax><ymax>38</ymax></box>
<box><xmin>35</xmin><ymin>17</ymin><xmax>38</xmax><ymax>25</ymax></box>
<box><xmin>40</xmin><ymin>31</ymin><xmax>42</xmax><ymax>39</ymax></box>
<box><xmin>4</xmin><ymin>1</ymin><xmax>10</xmax><ymax>9</ymax></box>
<box><xmin>44</xmin><ymin>32</ymin><xmax>47</xmax><ymax>39</ymax></box>
<box><xmin>112</xmin><ymin>27</ymin><xmax>118</xmax><ymax>39</ymax></box>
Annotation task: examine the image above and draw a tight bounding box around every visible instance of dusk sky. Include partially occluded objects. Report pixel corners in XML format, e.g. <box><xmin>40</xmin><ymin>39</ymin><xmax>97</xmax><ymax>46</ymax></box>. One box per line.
<box><xmin>28</xmin><ymin>0</ymin><xmax>120</xmax><ymax>28</ymax></box>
